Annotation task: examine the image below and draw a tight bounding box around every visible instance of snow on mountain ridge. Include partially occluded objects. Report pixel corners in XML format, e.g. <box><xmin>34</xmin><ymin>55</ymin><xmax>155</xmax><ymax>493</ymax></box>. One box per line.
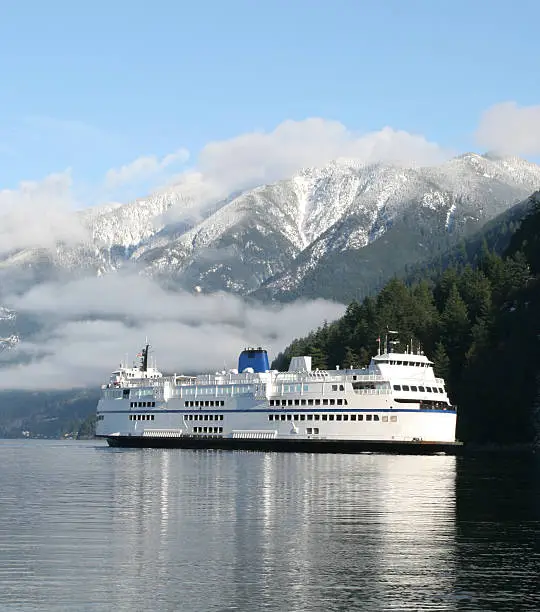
<box><xmin>0</xmin><ymin>153</ymin><xmax>539</xmax><ymax>300</ymax></box>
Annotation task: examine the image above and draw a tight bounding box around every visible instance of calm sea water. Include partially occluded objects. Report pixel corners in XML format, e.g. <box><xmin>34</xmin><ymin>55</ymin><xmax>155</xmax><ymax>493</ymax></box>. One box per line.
<box><xmin>0</xmin><ymin>441</ymin><xmax>538</xmax><ymax>612</ymax></box>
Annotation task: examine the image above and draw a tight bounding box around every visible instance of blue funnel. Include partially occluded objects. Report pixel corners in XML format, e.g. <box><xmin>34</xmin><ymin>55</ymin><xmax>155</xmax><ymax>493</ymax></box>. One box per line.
<box><xmin>238</xmin><ymin>347</ymin><xmax>269</xmax><ymax>373</ymax></box>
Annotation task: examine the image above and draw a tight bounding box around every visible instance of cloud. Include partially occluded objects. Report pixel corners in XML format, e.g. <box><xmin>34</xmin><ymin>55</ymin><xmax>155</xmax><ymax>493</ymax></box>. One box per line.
<box><xmin>0</xmin><ymin>170</ymin><xmax>89</xmax><ymax>256</ymax></box>
<box><xmin>475</xmin><ymin>102</ymin><xmax>540</xmax><ymax>156</ymax></box>
<box><xmin>0</xmin><ymin>117</ymin><xmax>450</xmax><ymax>256</ymax></box>
<box><xmin>104</xmin><ymin>149</ymin><xmax>190</xmax><ymax>189</ymax></box>
<box><xmin>165</xmin><ymin>119</ymin><xmax>451</xmax><ymax>211</ymax></box>
<box><xmin>0</xmin><ymin>273</ymin><xmax>345</xmax><ymax>389</ymax></box>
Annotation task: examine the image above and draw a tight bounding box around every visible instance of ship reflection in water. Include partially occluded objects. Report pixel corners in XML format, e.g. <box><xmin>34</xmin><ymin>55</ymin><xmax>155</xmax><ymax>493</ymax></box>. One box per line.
<box><xmin>0</xmin><ymin>441</ymin><xmax>539</xmax><ymax>611</ymax></box>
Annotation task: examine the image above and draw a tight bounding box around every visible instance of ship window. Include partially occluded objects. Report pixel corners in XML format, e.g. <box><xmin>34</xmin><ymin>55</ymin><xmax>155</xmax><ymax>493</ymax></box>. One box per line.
<box><xmin>313</xmin><ymin>428</ymin><xmax>319</xmax><ymax>434</ymax></box>
<box><xmin>402</xmin><ymin>385</ymin><xmax>410</xmax><ymax>391</ymax></box>
<box><xmin>307</xmin><ymin>428</ymin><xmax>312</xmax><ymax>434</ymax></box>
<box><xmin>439</xmin><ymin>388</ymin><xmax>444</xmax><ymax>393</ymax></box>
<box><xmin>287</xmin><ymin>400</ymin><xmax>293</xmax><ymax>406</ymax></box>
<box><xmin>343</xmin><ymin>415</ymin><xmax>348</xmax><ymax>421</ymax></box>
<box><xmin>301</xmin><ymin>399</ymin><xmax>306</xmax><ymax>406</ymax></box>
<box><xmin>390</xmin><ymin>415</ymin><xmax>398</xmax><ymax>422</ymax></box>
<box><xmin>308</xmin><ymin>399</ymin><xmax>314</xmax><ymax>406</ymax></box>
<box><xmin>426</xmin><ymin>387</ymin><xmax>432</xmax><ymax>392</ymax></box>
<box><xmin>329</xmin><ymin>415</ymin><xmax>334</xmax><ymax>421</ymax></box>
<box><xmin>184</xmin><ymin>401</ymin><xmax>188</xmax><ymax>407</ymax></box>
<box><xmin>393</xmin><ymin>385</ymin><xmax>401</xmax><ymax>391</ymax></box>
<box><xmin>294</xmin><ymin>414</ymin><xmax>299</xmax><ymax>420</ymax></box>
<box><xmin>300</xmin><ymin>415</ymin><xmax>305</xmax><ymax>421</ymax></box>
<box><xmin>410</xmin><ymin>386</ymin><xmax>417</xmax><ymax>392</ymax></box>
<box><xmin>339</xmin><ymin>385</ymin><xmax>345</xmax><ymax>391</ymax></box>
<box><xmin>366</xmin><ymin>415</ymin><xmax>372</xmax><ymax>421</ymax></box>
<box><xmin>314</xmin><ymin>415</ymin><xmax>320</xmax><ymax>420</ymax></box>
<box><xmin>281</xmin><ymin>415</ymin><xmax>286</xmax><ymax>421</ymax></box>
<box><xmin>315</xmin><ymin>399</ymin><xmax>321</xmax><ymax>405</ymax></box>
<box><xmin>382</xmin><ymin>415</ymin><xmax>388</xmax><ymax>422</ymax></box>
<box><xmin>344</xmin><ymin>399</ymin><xmax>348</xmax><ymax>406</ymax></box>
<box><xmin>322</xmin><ymin>414</ymin><xmax>327</xmax><ymax>421</ymax></box>
<box><xmin>268</xmin><ymin>415</ymin><xmax>273</xmax><ymax>421</ymax></box>
<box><xmin>419</xmin><ymin>386</ymin><xmax>425</xmax><ymax>392</ymax></box>
<box><xmin>203</xmin><ymin>415</ymin><xmax>208</xmax><ymax>421</ymax></box>
<box><xmin>219</xmin><ymin>415</ymin><xmax>223</xmax><ymax>420</ymax></box>
<box><xmin>337</xmin><ymin>399</ymin><xmax>342</xmax><ymax>406</ymax></box>
<box><xmin>269</xmin><ymin>400</ymin><xmax>274</xmax><ymax>406</ymax></box>
<box><xmin>330</xmin><ymin>399</ymin><xmax>335</xmax><ymax>406</ymax></box>
<box><xmin>323</xmin><ymin>399</ymin><xmax>328</xmax><ymax>406</ymax></box>
<box><xmin>351</xmin><ymin>414</ymin><xmax>356</xmax><ymax>421</ymax></box>
<box><xmin>294</xmin><ymin>399</ymin><xmax>300</xmax><ymax>406</ymax></box>
<box><xmin>332</xmin><ymin>385</ymin><xmax>338</xmax><ymax>391</ymax></box>
<box><xmin>336</xmin><ymin>414</ymin><xmax>342</xmax><ymax>421</ymax></box>
<box><xmin>358</xmin><ymin>414</ymin><xmax>364</xmax><ymax>421</ymax></box>
<box><xmin>374</xmin><ymin>415</ymin><xmax>380</xmax><ymax>421</ymax></box>
<box><xmin>203</xmin><ymin>427</ymin><xmax>207</xmax><ymax>433</ymax></box>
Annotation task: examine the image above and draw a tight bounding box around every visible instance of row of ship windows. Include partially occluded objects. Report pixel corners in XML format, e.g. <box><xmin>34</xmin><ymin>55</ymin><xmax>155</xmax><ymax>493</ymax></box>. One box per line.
<box><xmin>185</xmin><ymin>414</ymin><xmax>224</xmax><ymax>421</ymax></box>
<box><xmin>130</xmin><ymin>401</ymin><xmax>157</xmax><ymax>408</ymax></box>
<box><xmin>393</xmin><ymin>385</ymin><xmax>444</xmax><ymax>393</ymax></box>
<box><xmin>129</xmin><ymin>414</ymin><xmax>155</xmax><ymax>420</ymax></box>
<box><xmin>268</xmin><ymin>414</ymin><xmax>398</xmax><ymax>422</ymax></box>
<box><xmin>270</xmin><ymin>398</ymin><xmax>349</xmax><ymax>407</ymax></box>
<box><xmin>193</xmin><ymin>427</ymin><xmax>224</xmax><ymax>433</ymax></box>
<box><xmin>184</xmin><ymin>400</ymin><xmax>226</xmax><ymax>407</ymax></box>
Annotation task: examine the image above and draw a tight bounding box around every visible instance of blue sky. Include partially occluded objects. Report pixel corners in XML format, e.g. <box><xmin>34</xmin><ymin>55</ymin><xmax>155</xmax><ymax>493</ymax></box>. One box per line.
<box><xmin>1</xmin><ymin>0</ymin><xmax>540</xmax><ymax>198</ymax></box>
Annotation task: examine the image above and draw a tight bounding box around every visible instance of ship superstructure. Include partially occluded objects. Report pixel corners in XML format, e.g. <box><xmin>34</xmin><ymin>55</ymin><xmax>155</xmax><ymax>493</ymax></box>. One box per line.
<box><xmin>95</xmin><ymin>339</ymin><xmax>458</xmax><ymax>453</ymax></box>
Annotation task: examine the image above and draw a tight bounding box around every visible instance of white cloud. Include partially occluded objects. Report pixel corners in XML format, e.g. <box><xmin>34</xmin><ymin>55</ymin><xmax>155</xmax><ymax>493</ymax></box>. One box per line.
<box><xmin>104</xmin><ymin>148</ymin><xmax>190</xmax><ymax>188</ymax></box>
<box><xmin>0</xmin><ymin>170</ymin><xmax>89</xmax><ymax>256</ymax></box>
<box><xmin>0</xmin><ymin>273</ymin><xmax>345</xmax><ymax>389</ymax></box>
<box><xmin>0</xmin><ymin>118</ymin><xmax>450</xmax><ymax>256</ymax></box>
<box><xmin>165</xmin><ymin>119</ymin><xmax>451</xmax><ymax>211</ymax></box>
<box><xmin>475</xmin><ymin>102</ymin><xmax>540</xmax><ymax>156</ymax></box>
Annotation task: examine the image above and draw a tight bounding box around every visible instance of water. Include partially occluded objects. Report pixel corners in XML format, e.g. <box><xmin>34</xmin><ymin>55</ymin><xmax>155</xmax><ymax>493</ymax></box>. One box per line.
<box><xmin>0</xmin><ymin>441</ymin><xmax>539</xmax><ymax>611</ymax></box>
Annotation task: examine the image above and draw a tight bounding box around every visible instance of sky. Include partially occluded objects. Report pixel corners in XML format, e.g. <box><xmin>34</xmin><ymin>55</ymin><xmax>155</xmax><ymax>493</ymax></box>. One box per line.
<box><xmin>1</xmin><ymin>0</ymin><xmax>540</xmax><ymax>388</ymax></box>
<box><xmin>1</xmin><ymin>0</ymin><xmax>540</xmax><ymax>200</ymax></box>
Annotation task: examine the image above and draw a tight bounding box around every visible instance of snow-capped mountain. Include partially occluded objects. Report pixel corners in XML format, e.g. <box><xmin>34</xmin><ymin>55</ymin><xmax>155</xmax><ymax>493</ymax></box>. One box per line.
<box><xmin>0</xmin><ymin>153</ymin><xmax>539</xmax><ymax>302</ymax></box>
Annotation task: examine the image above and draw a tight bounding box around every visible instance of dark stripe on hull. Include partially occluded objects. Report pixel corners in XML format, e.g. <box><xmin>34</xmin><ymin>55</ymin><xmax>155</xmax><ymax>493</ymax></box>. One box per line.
<box><xmin>101</xmin><ymin>435</ymin><xmax>462</xmax><ymax>455</ymax></box>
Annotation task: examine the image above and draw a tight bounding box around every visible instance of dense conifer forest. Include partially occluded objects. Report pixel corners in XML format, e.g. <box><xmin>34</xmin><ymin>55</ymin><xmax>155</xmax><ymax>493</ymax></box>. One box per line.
<box><xmin>273</xmin><ymin>193</ymin><xmax>540</xmax><ymax>446</ymax></box>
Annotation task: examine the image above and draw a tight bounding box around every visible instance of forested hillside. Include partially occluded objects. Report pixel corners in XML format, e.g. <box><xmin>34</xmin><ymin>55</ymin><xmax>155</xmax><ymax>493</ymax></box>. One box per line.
<box><xmin>273</xmin><ymin>193</ymin><xmax>540</xmax><ymax>446</ymax></box>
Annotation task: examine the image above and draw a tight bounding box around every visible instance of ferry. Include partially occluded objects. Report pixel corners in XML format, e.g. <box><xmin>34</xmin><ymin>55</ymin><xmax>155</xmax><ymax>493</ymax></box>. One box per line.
<box><xmin>95</xmin><ymin>336</ymin><xmax>460</xmax><ymax>454</ymax></box>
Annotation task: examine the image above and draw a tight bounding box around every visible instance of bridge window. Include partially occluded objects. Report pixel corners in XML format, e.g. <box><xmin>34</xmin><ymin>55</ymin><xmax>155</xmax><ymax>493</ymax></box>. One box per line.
<box><xmin>411</xmin><ymin>386</ymin><xmax>417</xmax><ymax>392</ymax></box>
<box><xmin>393</xmin><ymin>385</ymin><xmax>401</xmax><ymax>391</ymax></box>
<box><xmin>366</xmin><ymin>415</ymin><xmax>372</xmax><ymax>421</ymax></box>
<box><xmin>402</xmin><ymin>385</ymin><xmax>410</xmax><ymax>391</ymax></box>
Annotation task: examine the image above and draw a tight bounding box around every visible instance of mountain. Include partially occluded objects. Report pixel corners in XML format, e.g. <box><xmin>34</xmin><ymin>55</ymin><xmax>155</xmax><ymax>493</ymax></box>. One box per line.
<box><xmin>1</xmin><ymin>153</ymin><xmax>539</xmax><ymax>305</ymax></box>
<box><xmin>253</xmin><ymin>154</ymin><xmax>540</xmax><ymax>302</ymax></box>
